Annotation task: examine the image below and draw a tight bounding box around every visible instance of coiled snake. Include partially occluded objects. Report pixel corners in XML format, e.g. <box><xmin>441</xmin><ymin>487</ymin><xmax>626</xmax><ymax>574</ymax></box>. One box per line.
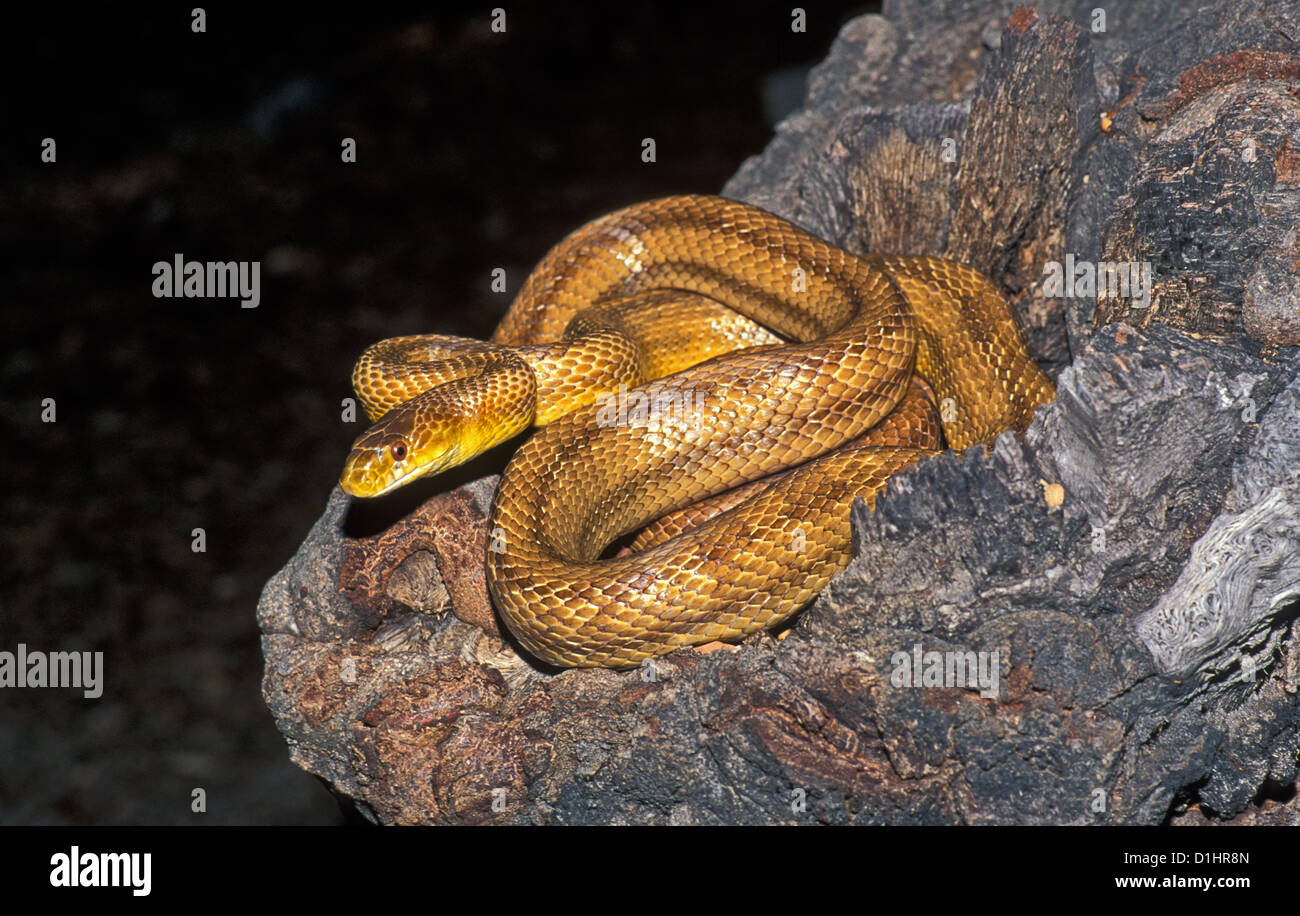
<box><xmin>340</xmin><ymin>195</ymin><xmax>1055</xmax><ymax>668</ymax></box>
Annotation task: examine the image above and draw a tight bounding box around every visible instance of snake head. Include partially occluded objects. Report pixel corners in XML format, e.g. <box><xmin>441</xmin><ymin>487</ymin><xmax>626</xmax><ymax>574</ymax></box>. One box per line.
<box><xmin>339</xmin><ymin>396</ymin><xmax>469</xmax><ymax>498</ymax></box>
<box><xmin>339</xmin><ymin>376</ymin><xmax>535</xmax><ymax>498</ymax></box>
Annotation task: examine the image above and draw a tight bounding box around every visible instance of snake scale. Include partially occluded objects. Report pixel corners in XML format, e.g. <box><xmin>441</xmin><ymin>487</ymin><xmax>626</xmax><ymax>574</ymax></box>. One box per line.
<box><xmin>340</xmin><ymin>195</ymin><xmax>1055</xmax><ymax>668</ymax></box>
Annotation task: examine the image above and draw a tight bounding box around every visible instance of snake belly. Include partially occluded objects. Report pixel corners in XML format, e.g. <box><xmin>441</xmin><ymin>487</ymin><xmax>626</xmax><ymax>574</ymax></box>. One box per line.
<box><xmin>476</xmin><ymin>195</ymin><xmax>1055</xmax><ymax>669</ymax></box>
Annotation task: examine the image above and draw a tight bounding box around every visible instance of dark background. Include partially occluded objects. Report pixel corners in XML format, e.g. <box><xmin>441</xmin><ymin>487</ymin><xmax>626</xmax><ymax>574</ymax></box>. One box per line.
<box><xmin>1</xmin><ymin>3</ymin><xmax>875</xmax><ymax>824</ymax></box>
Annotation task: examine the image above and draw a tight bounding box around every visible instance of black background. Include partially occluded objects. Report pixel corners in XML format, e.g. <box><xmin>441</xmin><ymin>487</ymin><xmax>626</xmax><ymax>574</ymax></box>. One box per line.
<box><xmin>1</xmin><ymin>3</ymin><xmax>877</xmax><ymax>825</ymax></box>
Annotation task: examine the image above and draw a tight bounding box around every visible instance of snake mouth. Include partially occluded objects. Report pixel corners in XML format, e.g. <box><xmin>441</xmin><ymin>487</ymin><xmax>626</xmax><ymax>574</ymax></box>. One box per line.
<box><xmin>340</xmin><ymin>469</ymin><xmax>406</xmax><ymax>499</ymax></box>
<box><xmin>340</xmin><ymin>443</ymin><xmax>462</xmax><ymax>498</ymax></box>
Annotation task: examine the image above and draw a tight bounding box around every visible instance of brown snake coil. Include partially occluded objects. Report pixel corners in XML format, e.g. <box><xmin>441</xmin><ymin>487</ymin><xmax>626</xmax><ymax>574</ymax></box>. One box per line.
<box><xmin>342</xmin><ymin>195</ymin><xmax>1056</xmax><ymax>669</ymax></box>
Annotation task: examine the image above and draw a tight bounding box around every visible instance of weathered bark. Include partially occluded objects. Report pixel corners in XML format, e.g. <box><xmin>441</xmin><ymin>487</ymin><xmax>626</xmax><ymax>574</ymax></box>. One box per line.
<box><xmin>259</xmin><ymin>1</ymin><xmax>1300</xmax><ymax>824</ymax></box>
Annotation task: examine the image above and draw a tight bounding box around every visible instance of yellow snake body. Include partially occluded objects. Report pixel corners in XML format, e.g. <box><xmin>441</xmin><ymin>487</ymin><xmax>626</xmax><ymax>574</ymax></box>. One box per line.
<box><xmin>341</xmin><ymin>195</ymin><xmax>1055</xmax><ymax>668</ymax></box>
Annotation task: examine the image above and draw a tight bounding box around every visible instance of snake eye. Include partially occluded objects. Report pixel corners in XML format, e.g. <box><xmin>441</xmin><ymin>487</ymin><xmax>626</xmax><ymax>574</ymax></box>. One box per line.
<box><xmin>385</xmin><ymin>438</ymin><xmax>408</xmax><ymax>463</ymax></box>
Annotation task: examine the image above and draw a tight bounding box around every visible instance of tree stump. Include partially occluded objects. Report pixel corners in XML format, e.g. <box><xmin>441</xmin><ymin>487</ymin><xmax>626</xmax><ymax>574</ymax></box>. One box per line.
<box><xmin>258</xmin><ymin>1</ymin><xmax>1300</xmax><ymax>824</ymax></box>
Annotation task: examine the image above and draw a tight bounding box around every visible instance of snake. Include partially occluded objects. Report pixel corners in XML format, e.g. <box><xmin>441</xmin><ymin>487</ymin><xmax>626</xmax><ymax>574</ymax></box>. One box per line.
<box><xmin>340</xmin><ymin>195</ymin><xmax>1055</xmax><ymax>669</ymax></box>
